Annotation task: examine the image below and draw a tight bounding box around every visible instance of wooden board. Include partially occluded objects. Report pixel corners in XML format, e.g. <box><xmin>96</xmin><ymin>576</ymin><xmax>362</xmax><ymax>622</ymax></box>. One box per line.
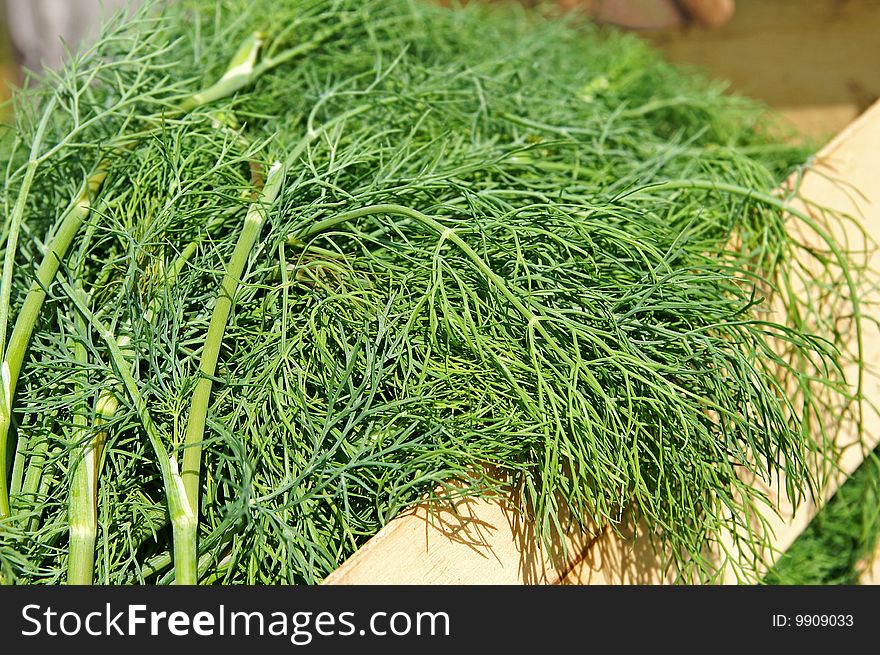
<box><xmin>326</xmin><ymin>99</ymin><xmax>880</xmax><ymax>586</ymax></box>
<box><xmin>323</xmin><ymin>494</ymin><xmax>597</xmax><ymax>585</ymax></box>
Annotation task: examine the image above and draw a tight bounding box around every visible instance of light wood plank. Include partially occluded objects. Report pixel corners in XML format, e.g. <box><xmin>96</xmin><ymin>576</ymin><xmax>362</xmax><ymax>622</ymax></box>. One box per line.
<box><xmin>323</xmin><ymin>494</ymin><xmax>596</xmax><ymax>585</ymax></box>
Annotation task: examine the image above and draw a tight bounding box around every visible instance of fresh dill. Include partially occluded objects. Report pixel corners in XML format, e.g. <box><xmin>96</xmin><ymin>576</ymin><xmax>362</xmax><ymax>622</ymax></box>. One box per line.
<box><xmin>0</xmin><ymin>0</ymin><xmax>870</xmax><ymax>584</ymax></box>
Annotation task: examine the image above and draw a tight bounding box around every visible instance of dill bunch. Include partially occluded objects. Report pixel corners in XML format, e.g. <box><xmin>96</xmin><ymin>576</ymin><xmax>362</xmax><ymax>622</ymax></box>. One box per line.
<box><xmin>0</xmin><ymin>0</ymin><xmax>867</xmax><ymax>584</ymax></box>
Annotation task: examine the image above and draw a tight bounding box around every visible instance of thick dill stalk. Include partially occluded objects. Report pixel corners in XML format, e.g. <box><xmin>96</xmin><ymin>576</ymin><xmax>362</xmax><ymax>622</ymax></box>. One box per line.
<box><xmin>62</xmin><ymin>283</ymin><xmax>197</xmax><ymax>584</ymax></box>
<box><xmin>175</xmin><ymin>14</ymin><xmax>362</xmax><ymax>113</ymax></box>
<box><xmin>66</xmin><ymin>225</ymin><xmax>223</xmax><ymax>583</ymax></box>
<box><xmin>17</xmin><ymin>439</ymin><xmax>48</xmax><ymax>519</ymax></box>
<box><xmin>177</xmin><ymin>32</ymin><xmax>264</xmax><ymax>113</ymax></box>
<box><xmin>0</xmin><ymin>31</ymin><xmax>266</xmax><ymax>520</ymax></box>
<box><xmin>0</xmin><ymin>96</ymin><xmax>59</xmax><ymax>358</ymax></box>
<box><xmin>181</xmin><ymin>161</ymin><xmax>284</xmax><ymax>513</ymax></box>
<box><xmin>67</xmin><ymin>308</ymin><xmax>96</xmax><ymax>585</ymax></box>
<box><xmin>0</xmin><ymin>169</ymin><xmax>105</xmax><ymax>518</ymax></box>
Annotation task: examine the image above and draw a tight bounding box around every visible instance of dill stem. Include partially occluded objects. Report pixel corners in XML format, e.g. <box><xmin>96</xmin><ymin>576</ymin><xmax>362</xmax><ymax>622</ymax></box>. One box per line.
<box><xmin>141</xmin><ymin>513</ymin><xmax>241</xmax><ymax>583</ymax></box>
<box><xmin>0</xmin><ymin>30</ymin><xmax>276</xmax><ymax>520</ymax></box>
<box><xmin>68</xmin><ymin>445</ymin><xmax>98</xmax><ymax>585</ymax></box>
<box><xmin>0</xmin><ymin>168</ymin><xmax>105</xmax><ymax>518</ymax></box>
<box><xmin>172</xmin><ymin>513</ymin><xmax>198</xmax><ymax>585</ymax></box>
<box><xmin>16</xmin><ymin>438</ymin><xmax>47</xmax><ymax>501</ymax></box>
<box><xmin>68</xmin><ymin>232</ymin><xmax>213</xmax><ymax>584</ymax></box>
<box><xmin>177</xmin><ymin>32</ymin><xmax>264</xmax><ymax>113</ymax></box>
<box><xmin>181</xmin><ymin>161</ymin><xmax>284</xmax><ymax>513</ymax></box>
<box><xmin>177</xmin><ymin>17</ymin><xmax>355</xmax><ymax>114</ymax></box>
<box><xmin>68</xmin><ymin>308</ymin><xmax>96</xmax><ymax>585</ymax></box>
<box><xmin>0</xmin><ymin>96</ymin><xmax>58</xmax><ymax>360</ymax></box>
<box><xmin>16</xmin><ymin>435</ymin><xmax>49</xmax><ymax>533</ymax></box>
<box><xmin>61</xmin><ymin>282</ymin><xmax>197</xmax><ymax>584</ymax></box>
<box><xmin>0</xmin><ymin>97</ymin><xmax>58</xmax><ymax>519</ymax></box>
<box><xmin>253</xmin><ymin>15</ymin><xmax>362</xmax><ymax>79</ymax></box>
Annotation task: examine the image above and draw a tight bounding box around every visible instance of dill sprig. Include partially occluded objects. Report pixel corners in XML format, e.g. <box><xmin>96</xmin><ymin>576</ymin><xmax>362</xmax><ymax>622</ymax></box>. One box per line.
<box><xmin>0</xmin><ymin>0</ymin><xmax>869</xmax><ymax>584</ymax></box>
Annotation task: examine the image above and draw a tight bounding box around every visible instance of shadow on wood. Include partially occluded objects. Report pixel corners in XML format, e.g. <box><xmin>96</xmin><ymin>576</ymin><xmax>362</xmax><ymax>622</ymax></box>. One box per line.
<box><xmin>324</xmin><ymin>492</ymin><xmax>598</xmax><ymax>585</ymax></box>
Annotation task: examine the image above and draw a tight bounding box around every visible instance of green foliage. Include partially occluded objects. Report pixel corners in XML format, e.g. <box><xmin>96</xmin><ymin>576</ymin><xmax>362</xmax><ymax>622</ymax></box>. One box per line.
<box><xmin>0</xmin><ymin>0</ymin><xmax>867</xmax><ymax>584</ymax></box>
<box><xmin>767</xmin><ymin>452</ymin><xmax>880</xmax><ymax>585</ymax></box>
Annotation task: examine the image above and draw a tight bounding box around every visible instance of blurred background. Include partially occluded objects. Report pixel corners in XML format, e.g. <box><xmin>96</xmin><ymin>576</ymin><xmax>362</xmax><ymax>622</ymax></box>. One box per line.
<box><xmin>0</xmin><ymin>0</ymin><xmax>878</xmax><ymax>140</ymax></box>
